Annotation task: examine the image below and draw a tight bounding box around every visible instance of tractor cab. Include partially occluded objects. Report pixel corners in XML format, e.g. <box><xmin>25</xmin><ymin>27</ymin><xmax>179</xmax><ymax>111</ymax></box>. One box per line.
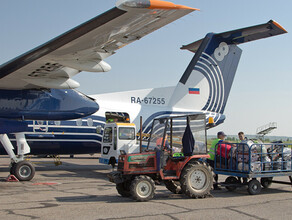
<box><xmin>147</xmin><ymin>114</ymin><xmax>208</xmax><ymax>158</ymax></box>
<box><xmin>109</xmin><ymin>114</ymin><xmax>213</xmax><ymax>202</ymax></box>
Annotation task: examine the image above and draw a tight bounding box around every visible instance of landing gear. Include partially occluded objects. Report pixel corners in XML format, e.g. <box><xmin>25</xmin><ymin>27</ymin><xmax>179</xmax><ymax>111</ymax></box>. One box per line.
<box><xmin>0</xmin><ymin>133</ymin><xmax>35</xmax><ymax>181</ymax></box>
<box><xmin>10</xmin><ymin>161</ymin><xmax>35</xmax><ymax>181</ymax></box>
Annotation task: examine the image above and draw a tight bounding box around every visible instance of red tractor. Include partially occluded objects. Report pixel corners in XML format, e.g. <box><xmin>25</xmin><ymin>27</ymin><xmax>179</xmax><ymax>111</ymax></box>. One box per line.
<box><xmin>108</xmin><ymin>114</ymin><xmax>213</xmax><ymax>201</ymax></box>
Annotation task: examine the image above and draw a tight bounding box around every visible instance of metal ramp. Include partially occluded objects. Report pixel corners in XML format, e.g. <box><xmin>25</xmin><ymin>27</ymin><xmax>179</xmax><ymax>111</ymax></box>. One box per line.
<box><xmin>256</xmin><ymin>122</ymin><xmax>277</xmax><ymax>137</ymax></box>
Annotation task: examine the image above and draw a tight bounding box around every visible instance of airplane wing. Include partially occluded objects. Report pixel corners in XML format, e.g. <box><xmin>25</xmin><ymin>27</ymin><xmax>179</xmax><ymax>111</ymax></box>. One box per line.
<box><xmin>0</xmin><ymin>0</ymin><xmax>198</xmax><ymax>90</ymax></box>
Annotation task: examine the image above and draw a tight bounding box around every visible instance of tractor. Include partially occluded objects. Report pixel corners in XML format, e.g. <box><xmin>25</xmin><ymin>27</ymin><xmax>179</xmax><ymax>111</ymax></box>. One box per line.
<box><xmin>108</xmin><ymin>114</ymin><xmax>213</xmax><ymax>201</ymax></box>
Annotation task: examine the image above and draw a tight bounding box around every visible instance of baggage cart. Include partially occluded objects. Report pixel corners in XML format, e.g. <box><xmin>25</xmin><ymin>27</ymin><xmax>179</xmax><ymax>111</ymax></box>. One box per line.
<box><xmin>213</xmin><ymin>142</ymin><xmax>292</xmax><ymax>195</ymax></box>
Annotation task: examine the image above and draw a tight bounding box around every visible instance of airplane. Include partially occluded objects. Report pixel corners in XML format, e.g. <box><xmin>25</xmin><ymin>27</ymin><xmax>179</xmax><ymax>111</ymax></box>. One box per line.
<box><xmin>0</xmin><ymin>20</ymin><xmax>287</xmax><ymax>165</ymax></box>
<box><xmin>0</xmin><ymin>0</ymin><xmax>199</xmax><ymax>180</ymax></box>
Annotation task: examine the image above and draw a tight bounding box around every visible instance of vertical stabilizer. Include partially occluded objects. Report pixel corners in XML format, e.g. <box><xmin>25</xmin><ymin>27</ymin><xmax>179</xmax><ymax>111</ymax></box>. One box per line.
<box><xmin>169</xmin><ymin>20</ymin><xmax>287</xmax><ymax>114</ymax></box>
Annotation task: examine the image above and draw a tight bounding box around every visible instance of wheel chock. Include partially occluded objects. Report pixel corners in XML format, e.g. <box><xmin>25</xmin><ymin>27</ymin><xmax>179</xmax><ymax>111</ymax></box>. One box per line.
<box><xmin>6</xmin><ymin>174</ymin><xmax>19</xmax><ymax>182</ymax></box>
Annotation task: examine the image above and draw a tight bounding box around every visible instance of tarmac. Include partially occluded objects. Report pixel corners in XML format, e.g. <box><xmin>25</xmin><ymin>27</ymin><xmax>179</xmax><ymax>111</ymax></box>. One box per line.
<box><xmin>0</xmin><ymin>155</ymin><xmax>291</xmax><ymax>220</ymax></box>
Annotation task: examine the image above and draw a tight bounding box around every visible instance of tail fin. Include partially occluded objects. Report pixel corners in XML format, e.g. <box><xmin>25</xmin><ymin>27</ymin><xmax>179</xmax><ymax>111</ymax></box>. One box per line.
<box><xmin>169</xmin><ymin>20</ymin><xmax>287</xmax><ymax>114</ymax></box>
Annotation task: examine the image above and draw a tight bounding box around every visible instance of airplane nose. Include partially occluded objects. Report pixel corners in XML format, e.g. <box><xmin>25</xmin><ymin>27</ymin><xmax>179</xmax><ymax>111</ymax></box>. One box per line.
<box><xmin>85</xmin><ymin>95</ymin><xmax>99</xmax><ymax>115</ymax></box>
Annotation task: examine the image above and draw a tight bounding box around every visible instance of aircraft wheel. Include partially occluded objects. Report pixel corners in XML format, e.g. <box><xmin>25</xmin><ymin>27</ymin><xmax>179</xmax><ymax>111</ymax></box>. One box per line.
<box><xmin>116</xmin><ymin>181</ymin><xmax>131</xmax><ymax>197</ymax></box>
<box><xmin>130</xmin><ymin>175</ymin><xmax>155</xmax><ymax>202</ymax></box>
<box><xmin>164</xmin><ymin>180</ymin><xmax>182</xmax><ymax>194</ymax></box>
<box><xmin>247</xmin><ymin>179</ymin><xmax>261</xmax><ymax>195</ymax></box>
<box><xmin>12</xmin><ymin>161</ymin><xmax>35</xmax><ymax>181</ymax></box>
<box><xmin>180</xmin><ymin>161</ymin><xmax>212</xmax><ymax>198</ymax></box>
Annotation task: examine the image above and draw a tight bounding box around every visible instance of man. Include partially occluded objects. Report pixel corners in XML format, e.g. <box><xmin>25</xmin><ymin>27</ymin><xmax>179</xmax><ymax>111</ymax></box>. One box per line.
<box><xmin>237</xmin><ymin>131</ymin><xmax>248</xmax><ymax>184</ymax></box>
<box><xmin>208</xmin><ymin>131</ymin><xmax>229</xmax><ymax>190</ymax></box>
<box><xmin>238</xmin><ymin>131</ymin><xmax>247</xmax><ymax>142</ymax></box>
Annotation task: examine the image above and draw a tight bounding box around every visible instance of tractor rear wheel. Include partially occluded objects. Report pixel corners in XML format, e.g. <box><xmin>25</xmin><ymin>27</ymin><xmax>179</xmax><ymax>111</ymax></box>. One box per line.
<box><xmin>180</xmin><ymin>161</ymin><xmax>212</xmax><ymax>198</ymax></box>
<box><xmin>130</xmin><ymin>175</ymin><xmax>155</xmax><ymax>202</ymax></box>
<box><xmin>116</xmin><ymin>181</ymin><xmax>131</xmax><ymax>197</ymax></box>
<box><xmin>164</xmin><ymin>180</ymin><xmax>182</xmax><ymax>194</ymax></box>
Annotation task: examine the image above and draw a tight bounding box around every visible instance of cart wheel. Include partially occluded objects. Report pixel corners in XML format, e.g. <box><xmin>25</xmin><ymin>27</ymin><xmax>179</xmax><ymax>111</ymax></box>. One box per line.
<box><xmin>260</xmin><ymin>177</ymin><xmax>273</xmax><ymax>188</ymax></box>
<box><xmin>130</xmin><ymin>175</ymin><xmax>155</xmax><ymax>202</ymax></box>
<box><xmin>180</xmin><ymin>161</ymin><xmax>212</xmax><ymax>198</ymax></box>
<box><xmin>116</xmin><ymin>181</ymin><xmax>131</xmax><ymax>197</ymax></box>
<box><xmin>247</xmin><ymin>179</ymin><xmax>261</xmax><ymax>195</ymax></box>
<box><xmin>225</xmin><ymin>176</ymin><xmax>240</xmax><ymax>192</ymax></box>
<box><xmin>164</xmin><ymin>180</ymin><xmax>182</xmax><ymax>194</ymax></box>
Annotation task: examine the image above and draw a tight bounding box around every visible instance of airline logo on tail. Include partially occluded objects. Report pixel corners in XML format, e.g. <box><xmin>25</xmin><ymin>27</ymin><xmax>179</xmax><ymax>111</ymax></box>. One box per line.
<box><xmin>214</xmin><ymin>42</ymin><xmax>229</xmax><ymax>61</ymax></box>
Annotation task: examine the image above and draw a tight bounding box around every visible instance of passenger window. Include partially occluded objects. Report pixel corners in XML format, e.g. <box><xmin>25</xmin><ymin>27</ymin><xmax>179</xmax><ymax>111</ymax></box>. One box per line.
<box><xmin>87</xmin><ymin>118</ymin><xmax>93</xmax><ymax>127</ymax></box>
<box><xmin>76</xmin><ymin>119</ymin><xmax>82</xmax><ymax>126</ymax></box>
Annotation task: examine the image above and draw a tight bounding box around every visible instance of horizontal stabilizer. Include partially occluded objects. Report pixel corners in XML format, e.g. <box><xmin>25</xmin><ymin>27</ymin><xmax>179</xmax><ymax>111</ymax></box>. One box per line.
<box><xmin>181</xmin><ymin>20</ymin><xmax>287</xmax><ymax>53</ymax></box>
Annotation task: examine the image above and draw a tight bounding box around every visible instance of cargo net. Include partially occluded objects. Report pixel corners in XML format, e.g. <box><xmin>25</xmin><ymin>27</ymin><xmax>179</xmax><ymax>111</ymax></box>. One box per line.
<box><xmin>215</xmin><ymin>141</ymin><xmax>292</xmax><ymax>173</ymax></box>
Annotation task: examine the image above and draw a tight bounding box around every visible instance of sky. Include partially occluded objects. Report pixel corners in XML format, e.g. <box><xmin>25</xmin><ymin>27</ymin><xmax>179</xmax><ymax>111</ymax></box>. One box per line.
<box><xmin>0</xmin><ymin>0</ymin><xmax>292</xmax><ymax>137</ymax></box>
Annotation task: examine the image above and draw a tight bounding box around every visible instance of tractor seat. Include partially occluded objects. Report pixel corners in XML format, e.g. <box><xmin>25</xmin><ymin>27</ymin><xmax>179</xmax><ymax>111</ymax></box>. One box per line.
<box><xmin>169</xmin><ymin>155</ymin><xmax>185</xmax><ymax>162</ymax></box>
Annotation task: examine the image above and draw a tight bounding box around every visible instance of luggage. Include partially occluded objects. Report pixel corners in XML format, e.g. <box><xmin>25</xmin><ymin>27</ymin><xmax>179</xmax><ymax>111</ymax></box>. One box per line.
<box><xmin>216</xmin><ymin>143</ymin><xmax>232</xmax><ymax>159</ymax></box>
<box><xmin>236</xmin><ymin>141</ymin><xmax>259</xmax><ymax>163</ymax></box>
<box><xmin>237</xmin><ymin>162</ymin><xmax>261</xmax><ymax>172</ymax></box>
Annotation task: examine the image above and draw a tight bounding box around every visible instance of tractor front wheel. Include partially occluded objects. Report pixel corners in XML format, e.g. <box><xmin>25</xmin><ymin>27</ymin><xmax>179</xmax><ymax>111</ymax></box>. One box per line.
<box><xmin>180</xmin><ymin>161</ymin><xmax>212</xmax><ymax>198</ymax></box>
<box><xmin>130</xmin><ymin>175</ymin><xmax>155</xmax><ymax>202</ymax></box>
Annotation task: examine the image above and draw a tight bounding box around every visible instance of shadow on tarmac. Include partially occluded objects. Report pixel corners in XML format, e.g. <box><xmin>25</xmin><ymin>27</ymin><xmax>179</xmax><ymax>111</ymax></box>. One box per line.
<box><xmin>54</xmin><ymin>186</ymin><xmax>292</xmax><ymax>204</ymax></box>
